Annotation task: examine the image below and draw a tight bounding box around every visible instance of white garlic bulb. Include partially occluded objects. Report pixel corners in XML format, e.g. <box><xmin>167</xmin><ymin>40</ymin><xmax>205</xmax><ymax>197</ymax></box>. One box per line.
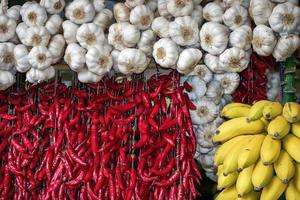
<box><xmin>223</xmin><ymin>0</ymin><xmax>250</xmax><ymax>8</ymax></box>
<box><xmin>93</xmin><ymin>0</ymin><xmax>105</xmax><ymax>12</ymax></box>
<box><xmin>108</xmin><ymin>22</ymin><xmax>140</xmax><ymax>51</ymax></box>
<box><xmin>130</xmin><ymin>5</ymin><xmax>154</xmax><ymax>30</ymax></box>
<box><xmin>153</xmin><ymin>38</ymin><xmax>178</xmax><ymax>68</ymax></box>
<box><xmin>219</xmin><ymin>47</ymin><xmax>250</xmax><ymax>73</ymax></box>
<box><xmin>200</xmin><ymin>22</ymin><xmax>229</xmax><ymax>55</ymax></box>
<box><xmin>125</xmin><ymin>0</ymin><xmax>145</xmax><ymax>9</ymax></box>
<box><xmin>118</xmin><ymin>48</ymin><xmax>148</xmax><ymax>75</ymax></box>
<box><xmin>206</xmin><ymin>80</ymin><xmax>223</xmax><ymax>104</ymax></box>
<box><xmin>48</xmin><ymin>34</ymin><xmax>66</xmax><ymax>64</ymax></box>
<box><xmin>0</xmin><ymin>70</ymin><xmax>15</xmax><ymax>91</ymax></box>
<box><xmin>204</xmin><ymin>54</ymin><xmax>225</xmax><ymax>73</ymax></box>
<box><xmin>190</xmin><ymin>97</ymin><xmax>219</xmax><ymax>125</ymax></box>
<box><xmin>249</xmin><ymin>0</ymin><xmax>274</xmax><ymax>25</ymax></box>
<box><xmin>16</xmin><ymin>22</ymin><xmax>29</xmax><ymax>45</ymax></box>
<box><xmin>76</xmin><ymin>23</ymin><xmax>106</xmax><ymax>50</ymax></box>
<box><xmin>45</xmin><ymin>14</ymin><xmax>63</xmax><ymax>35</ymax></box>
<box><xmin>269</xmin><ymin>2</ymin><xmax>300</xmax><ymax>36</ymax></box>
<box><xmin>223</xmin><ymin>5</ymin><xmax>248</xmax><ymax>30</ymax></box>
<box><xmin>190</xmin><ymin>64</ymin><xmax>213</xmax><ymax>83</ymax></box>
<box><xmin>77</xmin><ymin>68</ymin><xmax>103</xmax><ymax>83</ymax></box>
<box><xmin>229</xmin><ymin>25</ymin><xmax>252</xmax><ymax>50</ymax></box>
<box><xmin>64</xmin><ymin>43</ymin><xmax>86</xmax><ymax>72</ymax></box>
<box><xmin>203</xmin><ymin>2</ymin><xmax>224</xmax><ymax>22</ymax></box>
<box><xmin>146</xmin><ymin>0</ymin><xmax>158</xmax><ymax>11</ymax></box>
<box><xmin>62</xmin><ymin>20</ymin><xmax>79</xmax><ymax>44</ymax></box>
<box><xmin>28</xmin><ymin>46</ymin><xmax>52</xmax><ymax>70</ymax></box>
<box><xmin>186</xmin><ymin>75</ymin><xmax>207</xmax><ymax>101</ymax></box>
<box><xmin>113</xmin><ymin>3</ymin><xmax>130</xmax><ymax>22</ymax></box>
<box><xmin>191</xmin><ymin>5</ymin><xmax>203</xmax><ymax>25</ymax></box>
<box><xmin>93</xmin><ymin>9</ymin><xmax>113</xmax><ymax>30</ymax></box>
<box><xmin>158</xmin><ymin>0</ymin><xmax>170</xmax><ymax>17</ymax></box>
<box><xmin>7</xmin><ymin>5</ymin><xmax>21</xmax><ymax>21</ymax></box>
<box><xmin>65</xmin><ymin>0</ymin><xmax>95</xmax><ymax>24</ymax></box>
<box><xmin>252</xmin><ymin>25</ymin><xmax>277</xmax><ymax>56</ymax></box>
<box><xmin>169</xmin><ymin>16</ymin><xmax>199</xmax><ymax>46</ymax></box>
<box><xmin>21</xmin><ymin>2</ymin><xmax>47</xmax><ymax>27</ymax></box>
<box><xmin>151</xmin><ymin>17</ymin><xmax>170</xmax><ymax>38</ymax></box>
<box><xmin>214</xmin><ymin>73</ymin><xmax>240</xmax><ymax>94</ymax></box>
<box><xmin>0</xmin><ymin>15</ymin><xmax>16</xmax><ymax>42</ymax></box>
<box><xmin>138</xmin><ymin>30</ymin><xmax>156</xmax><ymax>56</ymax></box>
<box><xmin>273</xmin><ymin>35</ymin><xmax>300</xmax><ymax>61</ymax></box>
<box><xmin>23</xmin><ymin>26</ymin><xmax>51</xmax><ymax>47</ymax></box>
<box><xmin>86</xmin><ymin>46</ymin><xmax>113</xmax><ymax>76</ymax></box>
<box><xmin>42</xmin><ymin>0</ymin><xmax>65</xmax><ymax>14</ymax></box>
<box><xmin>26</xmin><ymin>67</ymin><xmax>55</xmax><ymax>83</ymax></box>
<box><xmin>0</xmin><ymin>42</ymin><xmax>15</xmax><ymax>71</ymax></box>
<box><xmin>166</xmin><ymin>0</ymin><xmax>194</xmax><ymax>17</ymax></box>
<box><xmin>111</xmin><ymin>49</ymin><xmax>120</xmax><ymax>72</ymax></box>
<box><xmin>14</xmin><ymin>44</ymin><xmax>31</xmax><ymax>73</ymax></box>
<box><xmin>177</xmin><ymin>48</ymin><xmax>202</xmax><ymax>74</ymax></box>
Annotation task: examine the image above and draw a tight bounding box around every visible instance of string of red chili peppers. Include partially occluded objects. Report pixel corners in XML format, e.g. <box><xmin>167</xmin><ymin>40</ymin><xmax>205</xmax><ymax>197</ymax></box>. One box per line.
<box><xmin>0</xmin><ymin>71</ymin><xmax>201</xmax><ymax>200</ymax></box>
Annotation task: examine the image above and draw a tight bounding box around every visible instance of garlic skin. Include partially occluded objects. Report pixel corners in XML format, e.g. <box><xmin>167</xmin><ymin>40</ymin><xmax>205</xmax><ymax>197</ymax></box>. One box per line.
<box><xmin>185</xmin><ymin>75</ymin><xmax>207</xmax><ymax>101</ymax></box>
<box><xmin>64</xmin><ymin>43</ymin><xmax>86</xmax><ymax>72</ymax></box>
<box><xmin>0</xmin><ymin>42</ymin><xmax>15</xmax><ymax>71</ymax></box>
<box><xmin>223</xmin><ymin>5</ymin><xmax>248</xmax><ymax>30</ymax></box>
<box><xmin>16</xmin><ymin>22</ymin><xmax>29</xmax><ymax>44</ymax></box>
<box><xmin>190</xmin><ymin>97</ymin><xmax>219</xmax><ymax>125</ymax></box>
<box><xmin>0</xmin><ymin>70</ymin><xmax>15</xmax><ymax>91</ymax></box>
<box><xmin>26</xmin><ymin>67</ymin><xmax>55</xmax><ymax>83</ymax></box>
<box><xmin>271</xmin><ymin>0</ymin><xmax>299</xmax><ymax>4</ymax></box>
<box><xmin>65</xmin><ymin>0</ymin><xmax>96</xmax><ymax>25</ymax></box>
<box><xmin>214</xmin><ymin>73</ymin><xmax>240</xmax><ymax>94</ymax></box>
<box><xmin>125</xmin><ymin>0</ymin><xmax>145</xmax><ymax>9</ymax></box>
<box><xmin>111</xmin><ymin>49</ymin><xmax>120</xmax><ymax>72</ymax></box>
<box><xmin>252</xmin><ymin>25</ymin><xmax>277</xmax><ymax>56</ymax></box>
<box><xmin>273</xmin><ymin>35</ymin><xmax>300</xmax><ymax>61</ymax></box>
<box><xmin>23</xmin><ymin>26</ymin><xmax>51</xmax><ymax>47</ymax></box>
<box><xmin>0</xmin><ymin>15</ymin><xmax>16</xmax><ymax>42</ymax></box>
<box><xmin>219</xmin><ymin>47</ymin><xmax>250</xmax><ymax>73</ymax></box>
<box><xmin>199</xmin><ymin>22</ymin><xmax>229</xmax><ymax>55</ymax></box>
<box><xmin>77</xmin><ymin>69</ymin><xmax>103</xmax><ymax>83</ymax></box>
<box><xmin>48</xmin><ymin>34</ymin><xmax>66</xmax><ymax>64</ymax></box>
<box><xmin>93</xmin><ymin>0</ymin><xmax>105</xmax><ymax>12</ymax></box>
<box><xmin>191</xmin><ymin>64</ymin><xmax>213</xmax><ymax>83</ymax></box>
<box><xmin>146</xmin><ymin>0</ymin><xmax>157</xmax><ymax>11</ymax></box>
<box><xmin>203</xmin><ymin>2</ymin><xmax>224</xmax><ymax>22</ymax></box>
<box><xmin>118</xmin><ymin>48</ymin><xmax>148</xmax><ymax>75</ymax></box>
<box><xmin>191</xmin><ymin>5</ymin><xmax>203</xmax><ymax>25</ymax></box>
<box><xmin>206</xmin><ymin>80</ymin><xmax>223</xmax><ymax>104</ymax></box>
<box><xmin>269</xmin><ymin>2</ymin><xmax>300</xmax><ymax>36</ymax></box>
<box><xmin>204</xmin><ymin>54</ymin><xmax>225</xmax><ymax>73</ymax></box>
<box><xmin>14</xmin><ymin>44</ymin><xmax>31</xmax><ymax>73</ymax></box>
<box><xmin>21</xmin><ymin>2</ymin><xmax>47</xmax><ymax>27</ymax></box>
<box><xmin>229</xmin><ymin>25</ymin><xmax>252</xmax><ymax>50</ymax></box>
<box><xmin>76</xmin><ymin>23</ymin><xmax>106</xmax><ymax>50</ymax></box>
<box><xmin>166</xmin><ymin>0</ymin><xmax>194</xmax><ymax>17</ymax></box>
<box><xmin>43</xmin><ymin>0</ymin><xmax>65</xmax><ymax>14</ymax></box>
<box><xmin>130</xmin><ymin>5</ymin><xmax>154</xmax><ymax>30</ymax></box>
<box><xmin>94</xmin><ymin>9</ymin><xmax>113</xmax><ymax>30</ymax></box>
<box><xmin>7</xmin><ymin>5</ymin><xmax>21</xmax><ymax>21</ymax></box>
<box><xmin>177</xmin><ymin>48</ymin><xmax>202</xmax><ymax>74</ymax></box>
<box><xmin>151</xmin><ymin>17</ymin><xmax>170</xmax><ymax>38</ymax></box>
<box><xmin>45</xmin><ymin>15</ymin><xmax>63</xmax><ymax>35</ymax></box>
<box><xmin>249</xmin><ymin>0</ymin><xmax>274</xmax><ymax>25</ymax></box>
<box><xmin>169</xmin><ymin>16</ymin><xmax>199</xmax><ymax>46</ymax></box>
<box><xmin>86</xmin><ymin>46</ymin><xmax>113</xmax><ymax>76</ymax></box>
<box><xmin>113</xmin><ymin>3</ymin><xmax>130</xmax><ymax>22</ymax></box>
<box><xmin>153</xmin><ymin>38</ymin><xmax>178</xmax><ymax>68</ymax></box>
<box><xmin>28</xmin><ymin>46</ymin><xmax>52</xmax><ymax>70</ymax></box>
<box><xmin>62</xmin><ymin>20</ymin><xmax>79</xmax><ymax>44</ymax></box>
<box><xmin>158</xmin><ymin>0</ymin><xmax>170</xmax><ymax>17</ymax></box>
<box><xmin>108</xmin><ymin>22</ymin><xmax>140</xmax><ymax>51</ymax></box>
<box><xmin>138</xmin><ymin>30</ymin><xmax>156</xmax><ymax>56</ymax></box>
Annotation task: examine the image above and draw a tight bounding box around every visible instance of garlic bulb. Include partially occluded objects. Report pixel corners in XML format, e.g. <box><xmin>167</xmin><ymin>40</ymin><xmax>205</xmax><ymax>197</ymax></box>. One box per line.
<box><xmin>77</xmin><ymin>69</ymin><xmax>103</xmax><ymax>83</ymax></box>
<box><xmin>206</xmin><ymin>80</ymin><xmax>223</xmax><ymax>104</ymax></box>
<box><xmin>219</xmin><ymin>47</ymin><xmax>250</xmax><ymax>73</ymax></box>
<box><xmin>94</xmin><ymin>9</ymin><xmax>113</xmax><ymax>30</ymax></box>
<box><xmin>190</xmin><ymin>97</ymin><xmax>219</xmax><ymax>125</ymax></box>
<box><xmin>273</xmin><ymin>35</ymin><xmax>300</xmax><ymax>61</ymax></box>
<box><xmin>45</xmin><ymin>14</ymin><xmax>63</xmax><ymax>35</ymax></box>
<box><xmin>14</xmin><ymin>44</ymin><xmax>31</xmax><ymax>73</ymax></box>
<box><xmin>177</xmin><ymin>48</ymin><xmax>202</xmax><ymax>74</ymax></box>
<box><xmin>214</xmin><ymin>73</ymin><xmax>240</xmax><ymax>94</ymax></box>
<box><xmin>93</xmin><ymin>0</ymin><xmax>105</xmax><ymax>12</ymax></box>
<box><xmin>204</xmin><ymin>54</ymin><xmax>225</xmax><ymax>73</ymax></box>
<box><xmin>271</xmin><ymin>0</ymin><xmax>299</xmax><ymax>4</ymax></box>
<box><xmin>113</xmin><ymin>3</ymin><xmax>130</xmax><ymax>22</ymax></box>
<box><xmin>249</xmin><ymin>0</ymin><xmax>274</xmax><ymax>25</ymax></box>
<box><xmin>185</xmin><ymin>75</ymin><xmax>207</xmax><ymax>101</ymax></box>
<box><xmin>223</xmin><ymin>5</ymin><xmax>248</xmax><ymax>30</ymax></box>
<box><xmin>23</xmin><ymin>26</ymin><xmax>51</xmax><ymax>47</ymax></box>
<box><xmin>0</xmin><ymin>42</ymin><xmax>15</xmax><ymax>71</ymax></box>
<box><xmin>191</xmin><ymin>5</ymin><xmax>203</xmax><ymax>25</ymax></box>
<box><xmin>229</xmin><ymin>25</ymin><xmax>252</xmax><ymax>50</ymax></box>
<box><xmin>26</xmin><ymin>67</ymin><xmax>55</xmax><ymax>83</ymax></box>
<box><xmin>153</xmin><ymin>38</ymin><xmax>178</xmax><ymax>68</ymax></box>
<box><xmin>203</xmin><ymin>2</ymin><xmax>224</xmax><ymax>22</ymax></box>
<box><xmin>157</xmin><ymin>0</ymin><xmax>170</xmax><ymax>16</ymax></box>
<box><xmin>0</xmin><ymin>15</ymin><xmax>16</xmax><ymax>42</ymax></box>
<box><xmin>48</xmin><ymin>34</ymin><xmax>66</xmax><ymax>63</ymax></box>
<box><xmin>223</xmin><ymin>0</ymin><xmax>250</xmax><ymax>8</ymax></box>
<box><xmin>146</xmin><ymin>0</ymin><xmax>157</xmax><ymax>11</ymax></box>
<box><xmin>16</xmin><ymin>22</ymin><xmax>29</xmax><ymax>44</ymax></box>
<box><xmin>7</xmin><ymin>5</ymin><xmax>21</xmax><ymax>21</ymax></box>
<box><xmin>130</xmin><ymin>5</ymin><xmax>154</xmax><ymax>30</ymax></box>
<box><xmin>125</xmin><ymin>0</ymin><xmax>145</xmax><ymax>9</ymax></box>
<box><xmin>21</xmin><ymin>2</ymin><xmax>47</xmax><ymax>27</ymax></box>
<box><xmin>195</xmin><ymin>120</ymin><xmax>221</xmax><ymax>148</ymax></box>
<box><xmin>200</xmin><ymin>22</ymin><xmax>229</xmax><ymax>55</ymax></box>
<box><xmin>62</xmin><ymin>20</ymin><xmax>79</xmax><ymax>44</ymax></box>
<box><xmin>111</xmin><ymin>49</ymin><xmax>120</xmax><ymax>72</ymax></box>
<box><xmin>0</xmin><ymin>70</ymin><xmax>15</xmax><ymax>91</ymax></box>
<box><xmin>118</xmin><ymin>48</ymin><xmax>148</xmax><ymax>75</ymax></box>
<box><xmin>28</xmin><ymin>46</ymin><xmax>52</xmax><ymax>70</ymax></box>
<box><xmin>169</xmin><ymin>16</ymin><xmax>199</xmax><ymax>46</ymax></box>
<box><xmin>151</xmin><ymin>17</ymin><xmax>170</xmax><ymax>38</ymax></box>
<box><xmin>166</xmin><ymin>0</ymin><xmax>194</xmax><ymax>17</ymax></box>
<box><xmin>191</xmin><ymin>64</ymin><xmax>213</xmax><ymax>83</ymax></box>
<box><xmin>138</xmin><ymin>30</ymin><xmax>156</xmax><ymax>56</ymax></box>
<box><xmin>108</xmin><ymin>22</ymin><xmax>140</xmax><ymax>51</ymax></box>
<box><xmin>269</xmin><ymin>2</ymin><xmax>300</xmax><ymax>36</ymax></box>
<box><xmin>42</xmin><ymin>0</ymin><xmax>65</xmax><ymax>14</ymax></box>
<box><xmin>252</xmin><ymin>25</ymin><xmax>277</xmax><ymax>56</ymax></box>
<box><xmin>64</xmin><ymin>43</ymin><xmax>86</xmax><ymax>72</ymax></box>
<box><xmin>65</xmin><ymin>0</ymin><xmax>95</xmax><ymax>24</ymax></box>
<box><xmin>76</xmin><ymin>23</ymin><xmax>106</xmax><ymax>50</ymax></box>
<box><xmin>86</xmin><ymin>46</ymin><xmax>113</xmax><ymax>76</ymax></box>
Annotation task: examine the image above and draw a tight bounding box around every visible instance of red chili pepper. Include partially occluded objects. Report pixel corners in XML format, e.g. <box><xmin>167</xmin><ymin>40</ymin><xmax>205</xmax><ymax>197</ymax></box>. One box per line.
<box><xmin>155</xmin><ymin>171</ymin><xmax>180</xmax><ymax>187</ymax></box>
<box><xmin>149</xmin><ymin>83</ymin><xmax>163</xmax><ymax>98</ymax></box>
<box><xmin>66</xmin><ymin>145</ymin><xmax>87</xmax><ymax>166</ymax></box>
<box><xmin>159</xmin><ymin>117</ymin><xmax>177</xmax><ymax>131</ymax></box>
<box><xmin>11</xmin><ymin>137</ymin><xmax>27</xmax><ymax>152</ymax></box>
<box><xmin>183</xmin><ymin>93</ymin><xmax>196</xmax><ymax>110</ymax></box>
<box><xmin>0</xmin><ymin>137</ymin><xmax>8</xmax><ymax>153</ymax></box>
<box><xmin>0</xmin><ymin>114</ymin><xmax>16</xmax><ymax>120</ymax></box>
<box><xmin>162</xmin><ymin>133</ymin><xmax>176</xmax><ymax>147</ymax></box>
<box><xmin>183</xmin><ymin>81</ymin><xmax>193</xmax><ymax>92</ymax></box>
<box><xmin>65</xmin><ymin>170</ymin><xmax>85</xmax><ymax>187</ymax></box>
<box><xmin>178</xmin><ymin>185</ymin><xmax>184</xmax><ymax>200</ymax></box>
<box><xmin>149</xmin><ymin>104</ymin><xmax>160</xmax><ymax>119</ymax></box>
<box><xmin>151</xmin><ymin>159</ymin><xmax>175</xmax><ymax>176</ymax></box>
<box><xmin>20</xmin><ymin>134</ymin><xmax>34</xmax><ymax>151</ymax></box>
<box><xmin>0</xmin><ymin>126</ymin><xmax>13</xmax><ymax>136</ymax></box>
<box><xmin>116</xmin><ymin>166</ymin><xmax>125</xmax><ymax>190</ymax></box>
<box><xmin>110</xmin><ymin>115</ymin><xmax>136</xmax><ymax>125</ymax></box>
<box><xmin>160</xmin><ymin>97</ymin><xmax>167</xmax><ymax>114</ymax></box>
<box><xmin>190</xmin><ymin>159</ymin><xmax>202</xmax><ymax>179</ymax></box>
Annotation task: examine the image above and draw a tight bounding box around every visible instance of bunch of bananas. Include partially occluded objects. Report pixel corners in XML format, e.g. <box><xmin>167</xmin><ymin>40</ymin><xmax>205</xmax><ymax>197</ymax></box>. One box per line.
<box><xmin>214</xmin><ymin>100</ymin><xmax>300</xmax><ymax>200</ymax></box>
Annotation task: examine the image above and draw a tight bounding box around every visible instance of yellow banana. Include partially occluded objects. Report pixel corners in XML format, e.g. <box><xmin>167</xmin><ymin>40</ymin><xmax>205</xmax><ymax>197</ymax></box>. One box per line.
<box><xmin>267</xmin><ymin>115</ymin><xmax>290</xmax><ymax>139</ymax></box>
<box><xmin>215</xmin><ymin>185</ymin><xmax>238</xmax><ymax>200</ymax></box>
<box><xmin>213</xmin><ymin>117</ymin><xmax>264</xmax><ymax>143</ymax></box>
<box><xmin>238</xmin><ymin>135</ymin><xmax>265</xmax><ymax>170</ymax></box>
<box><xmin>260</xmin><ymin>135</ymin><xmax>281</xmax><ymax>165</ymax></box>
<box><xmin>285</xmin><ymin>180</ymin><xmax>300</xmax><ymax>200</ymax></box>
<box><xmin>294</xmin><ymin>163</ymin><xmax>300</xmax><ymax>192</ymax></box>
<box><xmin>217</xmin><ymin>171</ymin><xmax>238</xmax><ymax>190</ymax></box>
<box><xmin>222</xmin><ymin>103</ymin><xmax>251</xmax><ymax>113</ymax></box>
<box><xmin>262</xmin><ymin>101</ymin><xmax>283</xmax><ymax>120</ymax></box>
<box><xmin>236</xmin><ymin>165</ymin><xmax>254</xmax><ymax>197</ymax></box>
<box><xmin>283</xmin><ymin>102</ymin><xmax>300</xmax><ymax>123</ymax></box>
<box><xmin>237</xmin><ymin>191</ymin><xmax>260</xmax><ymax>200</ymax></box>
<box><xmin>221</xmin><ymin>106</ymin><xmax>251</xmax><ymax>119</ymax></box>
<box><xmin>251</xmin><ymin>159</ymin><xmax>274</xmax><ymax>191</ymax></box>
<box><xmin>260</xmin><ymin>117</ymin><xmax>270</xmax><ymax>131</ymax></box>
<box><xmin>247</xmin><ymin>100</ymin><xmax>270</xmax><ymax>121</ymax></box>
<box><xmin>274</xmin><ymin>150</ymin><xmax>295</xmax><ymax>184</ymax></box>
<box><xmin>260</xmin><ymin>176</ymin><xmax>287</xmax><ymax>200</ymax></box>
<box><xmin>291</xmin><ymin>121</ymin><xmax>300</xmax><ymax>138</ymax></box>
<box><xmin>283</xmin><ymin>134</ymin><xmax>300</xmax><ymax>163</ymax></box>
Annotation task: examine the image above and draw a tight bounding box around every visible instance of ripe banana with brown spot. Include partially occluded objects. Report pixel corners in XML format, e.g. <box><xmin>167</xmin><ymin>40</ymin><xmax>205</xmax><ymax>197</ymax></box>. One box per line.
<box><xmin>267</xmin><ymin>115</ymin><xmax>290</xmax><ymax>139</ymax></box>
<box><xmin>262</xmin><ymin>101</ymin><xmax>282</xmax><ymax>120</ymax></box>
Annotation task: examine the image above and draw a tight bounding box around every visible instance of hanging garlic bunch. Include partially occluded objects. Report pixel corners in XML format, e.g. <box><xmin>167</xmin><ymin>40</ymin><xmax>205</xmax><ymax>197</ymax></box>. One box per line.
<box><xmin>219</xmin><ymin>47</ymin><xmax>250</xmax><ymax>73</ymax></box>
<box><xmin>222</xmin><ymin>5</ymin><xmax>248</xmax><ymax>30</ymax></box>
<box><xmin>252</xmin><ymin>25</ymin><xmax>277</xmax><ymax>56</ymax></box>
